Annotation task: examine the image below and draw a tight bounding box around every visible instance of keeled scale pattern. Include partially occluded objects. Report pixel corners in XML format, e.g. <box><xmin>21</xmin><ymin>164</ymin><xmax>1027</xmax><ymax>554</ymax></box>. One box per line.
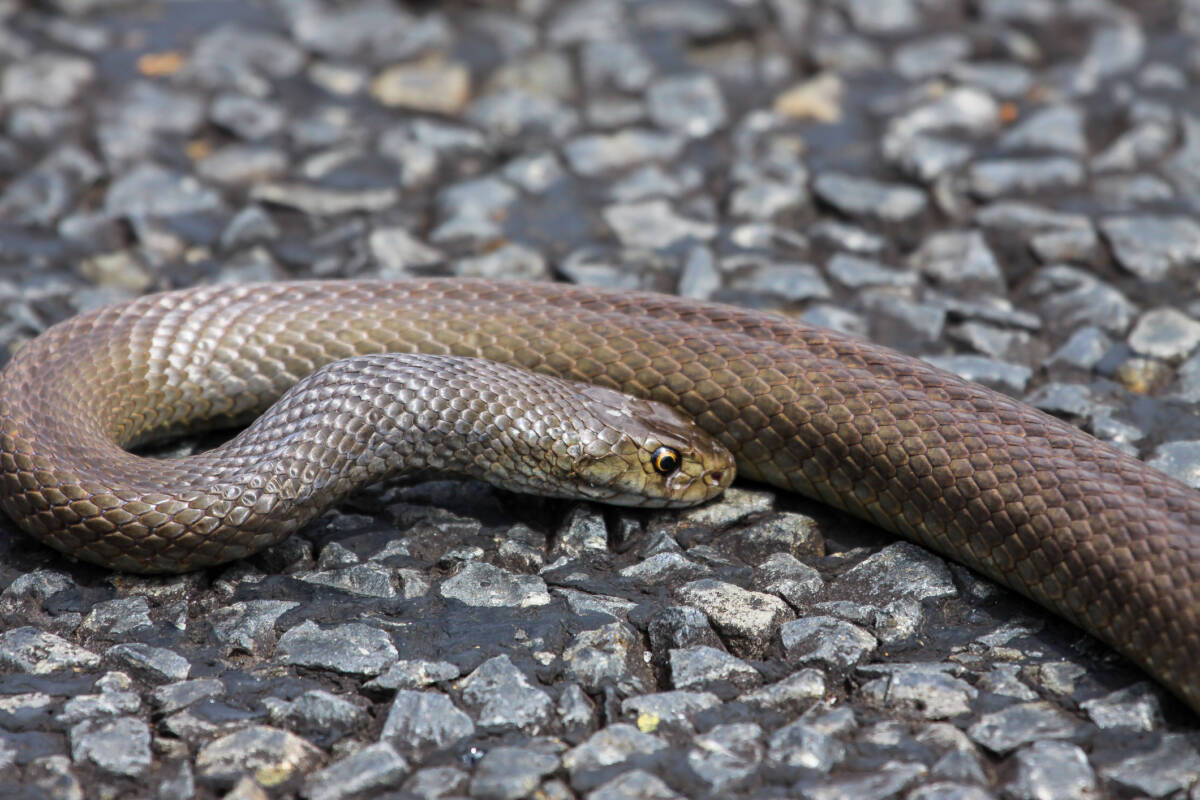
<box><xmin>1</xmin><ymin>279</ymin><xmax>1199</xmax><ymax>711</ymax></box>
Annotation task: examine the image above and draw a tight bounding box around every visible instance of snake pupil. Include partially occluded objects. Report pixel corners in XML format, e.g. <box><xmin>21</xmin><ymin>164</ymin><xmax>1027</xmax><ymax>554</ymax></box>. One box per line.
<box><xmin>652</xmin><ymin>446</ymin><xmax>680</xmax><ymax>474</ymax></box>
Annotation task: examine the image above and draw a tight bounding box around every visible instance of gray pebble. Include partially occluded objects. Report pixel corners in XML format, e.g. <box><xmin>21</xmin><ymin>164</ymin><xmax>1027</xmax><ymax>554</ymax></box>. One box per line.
<box><xmin>909</xmin><ymin>230</ymin><xmax>1004</xmax><ymax>292</ymax></box>
<box><xmin>276</xmin><ymin>620</ymin><xmax>398</xmax><ymax>676</ymax></box>
<box><xmin>456</xmin><ymin>655</ymin><xmax>553</xmax><ymax>733</ymax></box>
<box><xmin>859</xmin><ymin>665</ymin><xmax>977</xmax><ymax>719</ymax></box>
<box><xmin>1147</xmin><ymin>441</ymin><xmax>1200</xmax><ymax>488</ymax></box>
<box><xmin>69</xmin><ymin>716</ymin><xmax>151</xmax><ymax>777</ymax></box>
<box><xmin>1079</xmin><ymin>684</ymin><xmax>1164</xmax><ymax>731</ymax></box>
<box><xmin>301</xmin><ymin>742</ymin><xmax>409</xmax><ymax>800</ymax></box>
<box><xmin>674</xmin><ymin>579</ymin><xmax>793</xmax><ymax>658</ymax></box>
<box><xmin>364</xmin><ymin>659</ymin><xmax>460</xmax><ymax>692</ymax></box>
<box><xmin>967</xmin><ymin>157</ymin><xmax>1084</xmax><ymax>199</ymax></box>
<box><xmin>967</xmin><ymin>701</ymin><xmax>1092</xmax><ymax>755</ymax></box>
<box><xmin>797</xmin><ymin>761</ymin><xmax>927</xmax><ymax>800</ymax></box>
<box><xmin>195</xmin><ymin>725</ymin><xmax>323</xmax><ymax>789</ymax></box>
<box><xmin>728</xmin><ymin>260</ymin><xmax>830</xmax><ymax>303</ymax></box>
<box><xmin>779</xmin><ymin>616</ymin><xmax>877</xmax><ymax>671</ymax></box>
<box><xmin>465</xmin><ymin>89</ymin><xmax>580</xmax><ymax>142</ymax></box>
<box><xmin>586</xmin><ymin>769</ymin><xmax>683</xmax><ymax>800</ymax></box>
<box><xmin>152</xmin><ymin>679</ymin><xmax>224</xmax><ymax>715</ymax></box>
<box><xmin>563</xmin><ymin>621</ymin><xmax>651</xmax><ymax>696</ymax></box>
<box><xmin>834</xmin><ymin>542</ymin><xmax>957</xmax><ymax>603</ymax></box>
<box><xmin>79</xmin><ymin>596</ymin><xmax>152</xmax><ymax>638</ymax></box>
<box><xmin>266</xmin><ymin>689</ymin><xmax>366</xmax><ymax>746</ymax></box>
<box><xmin>104</xmin><ymin>643</ymin><xmax>189</xmax><ymax>684</ymax></box>
<box><xmin>1098</xmin><ymin>732</ymin><xmax>1200</xmax><ymax>796</ymax></box>
<box><xmin>669</xmin><ymin>645</ymin><xmax>762</xmax><ymax>696</ymax></box>
<box><xmin>621</xmin><ymin>691</ymin><xmax>721</xmax><ymax>734</ymax></box>
<box><xmin>208</xmin><ymin>599</ymin><xmax>298</xmax><ymax>656</ymax></box>
<box><xmin>813</xmin><ymin>172</ymin><xmax>927</xmax><ymax>222</ymax></box>
<box><xmin>250</xmin><ymin>182</ymin><xmax>397</xmax><ymax>216</ymax></box>
<box><xmin>687</xmin><ymin>722</ymin><xmax>763</xmax><ymax>791</ymax></box>
<box><xmin>470</xmin><ymin>745</ymin><xmax>560</xmax><ymax>800</ymax></box>
<box><xmin>893</xmin><ymin>34</ymin><xmax>970</xmax><ymax>80</ymax></box>
<box><xmin>827</xmin><ymin>253</ymin><xmax>917</xmax><ymax>289</ymax></box>
<box><xmin>368</xmin><ymin>227</ymin><xmax>444</xmax><ymax>274</ymax></box>
<box><xmin>105</xmin><ymin>163</ymin><xmax>223</xmax><ymax>220</ymax></box>
<box><xmin>562</xmin><ymin>724</ymin><xmax>667</xmax><ymax>792</ymax></box>
<box><xmin>766</xmin><ymin>719</ymin><xmax>845</xmax><ymax>771</ymax></box>
<box><xmin>297</xmin><ymin>563</ymin><xmax>398</xmax><ymax>598</ymax></box>
<box><xmin>1128</xmin><ymin>307</ymin><xmax>1200</xmax><ymax>361</ymax></box>
<box><xmin>211</xmin><ymin>92</ymin><xmax>286</xmax><ymax>140</ymax></box>
<box><xmin>440</xmin><ymin>561</ymin><xmax>550</xmax><ymax>608</ymax></box>
<box><xmin>3</xmin><ymin>53</ymin><xmax>94</xmax><ymax>107</ymax></box>
<box><xmin>380</xmin><ymin>690</ymin><xmax>475</xmax><ymax>755</ymax></box>
<box><xmin>924</xmin><ymin>354</ymin><xmax>1032</xmax><ymax>393</ymax></box>
<box><xmin>1100</xmin><ymin>215</ymin><xmax>1200</xmax><ymax>281</ymax></box>
<box><xmin>563</xmin><ymin>129</ymin><xmax>685</xmax><ymax>177</ymax></box>
<box><xmin>1025</xmin><ymin>265</ymin><xmax>1136</xmax><ymax>335</ymax></box>
<box><xmin>646</xmin><ymin>73</ymin><xmax>727</xmax><ymax>138</ymax></box>
<box><xmin>604</xmin><ymin>200</ymin><xmax>716</xmax><ymax>249</ymax></box>
<box><xmin>999</xmin><ymin>104</ymin><xmax>1087</xmax><ymax>155</ymax></box>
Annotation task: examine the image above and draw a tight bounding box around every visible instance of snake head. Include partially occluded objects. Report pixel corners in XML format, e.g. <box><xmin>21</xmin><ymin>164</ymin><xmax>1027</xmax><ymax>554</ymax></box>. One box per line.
<box><xmin>564</xmin><ymin>385</ymin><xmax>735</xmax><ymax>508</ymax></box>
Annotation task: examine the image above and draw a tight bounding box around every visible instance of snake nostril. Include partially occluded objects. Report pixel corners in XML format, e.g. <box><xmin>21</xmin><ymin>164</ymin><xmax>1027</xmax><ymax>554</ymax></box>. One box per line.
<box><xmin>707</xmin><ymin>470</ymin><xmax>724</xmax><ymax>487</ymax></box>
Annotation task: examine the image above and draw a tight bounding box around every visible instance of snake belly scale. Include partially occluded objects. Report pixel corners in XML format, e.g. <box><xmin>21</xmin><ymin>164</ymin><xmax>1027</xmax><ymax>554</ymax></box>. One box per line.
<box><xmin>1</xmin><ymin>279</ymin><xmax>1199</xmax><ymax>712</ymax></box>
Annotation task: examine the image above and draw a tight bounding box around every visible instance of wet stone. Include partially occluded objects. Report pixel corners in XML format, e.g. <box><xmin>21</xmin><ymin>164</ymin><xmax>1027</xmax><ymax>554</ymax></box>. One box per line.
<box><xmin>669</xmin><ymin>645</ymin><xmax>762</xmax><ymax>697</ymax></box>
<box><xmin>1127</xmin><ymin>307</ymin><xmax>1200</xmax><ymax>361</ymax></box>
<box><xmin>301</xmin><ymin>742</ymin><xmax>409</xmax><ymax>800</ymax></box>
<box><xmin>265</xmin><ymin>689</ymin><xmax>366</xmax><ymax>747</ymax></box>
<box><xmin>562</xmin><ymin>724</ymin><xmax>667</xmax><ymax>792</ymax></box>
<box><xmin>103</xmin><ymin>643</ymin><xmax>189</xmax><ymax>684</ymax></box>
<box><xmin>69</xmin><ymin>716</ymin><xmax>151</xmax><ymax>777</ymax></box>
<box><xmin>812</xmin><ymin>172</ymin><xmax>927</xmax><ymax>222</ymax></box>
<box><xmin>674</xmin><ymin>579</ymin><xmax>794</xmax><ymax>658</ymax></box>
<box><xmin>276</xmin><ymin>621</ymin><xmax>398</xmax><ymax>676</ymax></box>
<box><xmin>440</xmin><ymin>561</ymin><xmax>550</xmax><ymax>607</ymax></box>
<box><xmin>1099</xmin><ymin>216</ymin><xmax>1200</xmax><ymax>281</ymax></box>
<box><xmin>380</xmin><ymin>690</ymin><xmax>475</xmax><ymax>755</ymax></box>
<box><xmin>470</xmin><ymin>745</ymin><xmax>560</xmax><ymax>800</ymax></box>
<box><xmin>967</xmin><ymin>701</ymin><xmax>1092</xmax><ymax>755</ymax></box>
<box><xmin>196</xmin><ymin>725</ymin><xmax>323</xmax><ymax>790</ymax></box>
<box><xmin>621</xmin><ymin>691</ymin><xmax>721</xmax><ymax>735</ymax></box>
<box><xmin>967</xmin><ymin>157</ymin><xmax>1084</xmax><ymax>199</ymax></box>
<box><xmin>646</xmin><ymin>73</ymin><xmax>727</xmax><ymax>139</ymax></box>
<box><xmin>456</xmin><ymin>655</ymin><xmax>552</xmax><ymax>733</ymax></box>
<box><xmin>687</xmin><ymin>722</ymin><xmax>763</xmax><ymax>791</ymax></box>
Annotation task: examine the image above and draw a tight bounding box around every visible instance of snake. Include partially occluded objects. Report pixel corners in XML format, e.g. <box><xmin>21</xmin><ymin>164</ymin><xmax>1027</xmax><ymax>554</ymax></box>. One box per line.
<box><xmin>0</xmin><ymin>279</ymin><xmax>1198</xmax><ymax>713</ymax></box>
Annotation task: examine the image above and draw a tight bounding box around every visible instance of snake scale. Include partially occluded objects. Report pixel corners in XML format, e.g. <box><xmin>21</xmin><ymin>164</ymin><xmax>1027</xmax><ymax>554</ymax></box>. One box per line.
<box><xmin>0</xmin><ymin>278</ymin><xmax>1198</xmax><ymax>713</ymax></box>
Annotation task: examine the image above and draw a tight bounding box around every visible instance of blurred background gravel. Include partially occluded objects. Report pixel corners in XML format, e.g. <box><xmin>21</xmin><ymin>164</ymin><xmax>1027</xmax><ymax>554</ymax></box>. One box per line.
<box><xmin>2</xmin><ymin>0</ymin><xmax>1200</xmax><ymax>797</ymax></box>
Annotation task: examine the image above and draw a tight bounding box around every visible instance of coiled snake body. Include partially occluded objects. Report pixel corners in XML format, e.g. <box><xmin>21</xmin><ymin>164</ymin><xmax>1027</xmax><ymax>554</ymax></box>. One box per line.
<box><xmin>1</xmin><ymin>279</ymin><xmax>1198</xmax><ymax>712</ymax></box>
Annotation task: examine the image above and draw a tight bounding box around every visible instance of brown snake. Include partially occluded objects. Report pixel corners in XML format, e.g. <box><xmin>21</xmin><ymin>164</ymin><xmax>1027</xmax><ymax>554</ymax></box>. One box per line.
<box><xmin>0</xmin><ymin>278</ymin><xmax>1198</xmax><ymax>713</ymax></box>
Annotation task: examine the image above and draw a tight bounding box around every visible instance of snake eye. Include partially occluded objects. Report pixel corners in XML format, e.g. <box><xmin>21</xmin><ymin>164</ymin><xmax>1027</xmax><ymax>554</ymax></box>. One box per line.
<box><xmin>651</xmin><ymin>446</ymin><xmax>680</xmax><ymax>474</ymax></box>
